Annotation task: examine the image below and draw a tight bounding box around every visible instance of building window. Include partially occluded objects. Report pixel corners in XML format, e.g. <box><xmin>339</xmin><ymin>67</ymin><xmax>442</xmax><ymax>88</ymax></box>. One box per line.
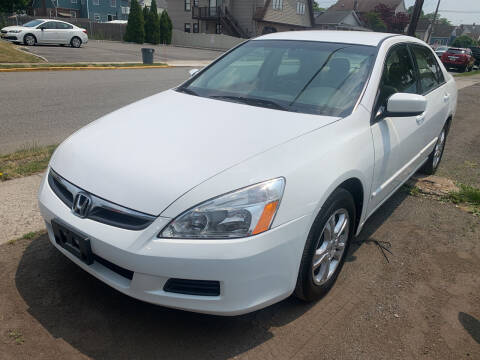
<box><xmin>111</xmin><ymin>0</ymin><xmax>116</xmax><ymax>7</ymax></box>
<box><xmin>185</xmin><ymin>0</ymin><xmax>191</xmax><ymax>11</ymax></box>
<box><xmin>71</xmin><ymin>0</ymin><xmax>77</xmax><ymax>3</ymax></box>
<box><xmin>71</xmin><ymin>10</ymin><xmax>76</xmax><ymax>17</ymax></box>
<box><xmin>216</xmin><ymin>23</ymin><xmax>222</xmax><ymax>34</ymax></box>
<box><xmin>193</xmin><ymin>0</ymin><xmax>198</xmax><ymax>6</ymax></box>
<box><xmin>94</xmin><ymin>13</ymin><xmax>101</xmax><ymax>21</ymax></box>
<box><xmin>273</xmin><ymin>0</ymin><xmax>283</xmax><ymax>10</ymax></box>
<box><xmin>184</xmin><ymin>23</ymin><xmax>191</xmax><ymax>32</ymax></box>
<box><xmin>193</xmin><ymin>23</ymin><xmax>199</xmax><ymax>33</ymax></box>
<box><xmin>296</xmin><ymin>1</ymin><xmax>305</xmax><ymax>15</ymax></box>
<box><xmin>121</xmin><ymin>6</ymin><xmax>130</xmax><ymax>14</ymax></box>
<box><xmin>93</xmin><ymin>0</ymin><xmax>99</xmax><ymax>5</ymax></box>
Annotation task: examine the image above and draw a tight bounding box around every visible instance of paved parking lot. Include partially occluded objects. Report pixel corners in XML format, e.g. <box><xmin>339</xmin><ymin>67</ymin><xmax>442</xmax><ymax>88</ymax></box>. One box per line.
<box><xmin>23</xmin><ymin>40</ymin><xmax>224</xmax><ymax>64</ymax></box>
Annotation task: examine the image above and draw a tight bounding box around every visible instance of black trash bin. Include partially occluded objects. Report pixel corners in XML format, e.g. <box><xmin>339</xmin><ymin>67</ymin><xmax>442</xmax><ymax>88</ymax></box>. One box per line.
<box><xmin>141</xmin><ymin>48</ymin><xmax>155</xmax><ymax>64</ymax></box>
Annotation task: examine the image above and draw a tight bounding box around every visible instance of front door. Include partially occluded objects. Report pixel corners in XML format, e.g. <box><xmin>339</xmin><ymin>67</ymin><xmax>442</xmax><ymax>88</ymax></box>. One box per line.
<box><xmin>368</xmin><ymin>44</ymin><xmax>426</xmax><ymax>215</ymax></box>
<box><xmin>37</xmin><ymin>21</ymin><xmax>58</xmax><ymax>43</ymax></box>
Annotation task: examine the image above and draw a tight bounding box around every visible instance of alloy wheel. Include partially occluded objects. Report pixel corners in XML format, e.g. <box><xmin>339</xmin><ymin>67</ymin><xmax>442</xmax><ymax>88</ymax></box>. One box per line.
<box><xmin>72</xmin><ymin>38</ymin><xmax>81</xmax><ymax>48</ymax></box>
<box><xmin>312</xmin><ymin>209</ymin><xmax>349</xmax><ymax>286</ymax></box>
<box><xmin>25</xmin><ymin>35</ymin><xmax>35</xmax><ymax>46</ymax></box>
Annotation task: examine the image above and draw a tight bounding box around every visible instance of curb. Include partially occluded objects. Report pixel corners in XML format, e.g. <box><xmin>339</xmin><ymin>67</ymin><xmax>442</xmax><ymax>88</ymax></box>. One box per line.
<box><xmin>0</xmin><ymin>65</ymin><xmax>172</xmax><ymax>72</ymax></box>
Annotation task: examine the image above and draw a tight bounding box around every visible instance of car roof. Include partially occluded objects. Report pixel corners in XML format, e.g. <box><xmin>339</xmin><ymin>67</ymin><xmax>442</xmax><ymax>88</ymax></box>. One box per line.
<box><xmin>253</xmin><ymin>30</ymin><xmax>399</xmax><ymax>47</ymax></box>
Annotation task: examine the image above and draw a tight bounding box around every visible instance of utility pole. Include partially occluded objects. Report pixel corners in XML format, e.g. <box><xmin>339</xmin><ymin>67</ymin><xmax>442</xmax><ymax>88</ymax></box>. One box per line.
<box><xmin>427</xmin><ymin>0</ymin><xmax>441</xmax><ymax>44</ymax></box>
<box><xmin>407</xmin><ymin>0</ymin><xmax>425</xmax><ymax>36</ymax></box>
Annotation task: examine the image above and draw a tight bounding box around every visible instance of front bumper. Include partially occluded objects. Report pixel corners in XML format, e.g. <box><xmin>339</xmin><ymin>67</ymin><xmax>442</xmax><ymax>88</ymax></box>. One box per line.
<box><xmin>38</xmin><ymin>172</ymin><xmax>310</xmax><ymax>315</ymax></box>
<box><xmin>1</xmin><ymin>34</ymin><xmax>18</xmax><ymax>41</ymax></box>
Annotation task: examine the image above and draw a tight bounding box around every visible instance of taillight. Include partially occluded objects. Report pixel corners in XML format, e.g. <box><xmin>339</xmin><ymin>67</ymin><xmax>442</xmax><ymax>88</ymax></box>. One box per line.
<box><xmin>82</xmin><ymin>29</ymin><xmax>87</xmax><ymax>34</ymax></box>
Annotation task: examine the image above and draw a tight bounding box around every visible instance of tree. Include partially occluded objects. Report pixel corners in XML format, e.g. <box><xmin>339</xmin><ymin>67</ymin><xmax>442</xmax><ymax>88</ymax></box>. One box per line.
<box><xmin>373</xmin><ymin>4</ymin><xmax>409</xmax><ymax>34</ymax></box>
<box><xmin>452</xmin><ymin>35</ymin><xmax>478</xmax><ymax>48</ymax></box>
<box><xmin>124</xmin><ymin>0</ymin><xmax>145</xmax><ymax>44</ymax></box>
<box><xmin>143</xmin><ymin>6</ymin><xmax>150</xmax><ymax>42</ymax></box>
<box><xmin>0</xmin><ymin>0</ymin><xmax>28</xmax><ymax>13</ymax></box>
<box><xmin>363</xmin><ymin>12</ymin><xmax>387</xmax><ymax>32</ymax></box>
<box><xmin>407</xmin><ymin>6</ymin><xmax>451</xmax><ymax>25</ymax></box>
<box><xmin>313</xmin><ymin>1</ymin><xmax>325</xmax><ymax>12</ymax></box>
<box><xmin>148</xmin><ymin>0</ymin><xmax>161</xmax><ymax>44</ymax></box>
<box><xmin>160</xmin><ymin>10</ymin><xmax>172</xmax><ymax>44</ymax></box>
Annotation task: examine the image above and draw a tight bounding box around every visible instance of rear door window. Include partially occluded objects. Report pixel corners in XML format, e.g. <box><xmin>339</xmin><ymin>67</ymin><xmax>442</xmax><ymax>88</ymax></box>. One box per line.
<box><xmin>411</xmin><ymin>45</ymin><xmax>444</xmax><ymax>94</ymax></box>
<box><xmin>56</xmin><ymin>22</ymin><xmax>73</xmax><ymax>29</ymax></box>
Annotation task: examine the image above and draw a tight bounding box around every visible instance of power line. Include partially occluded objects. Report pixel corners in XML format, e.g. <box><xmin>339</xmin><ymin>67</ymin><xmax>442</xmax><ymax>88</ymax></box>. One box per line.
<box><xmin>439</xmin><ymin>10</ymin><xmax>480</xmax><ymax>13</ymax></box>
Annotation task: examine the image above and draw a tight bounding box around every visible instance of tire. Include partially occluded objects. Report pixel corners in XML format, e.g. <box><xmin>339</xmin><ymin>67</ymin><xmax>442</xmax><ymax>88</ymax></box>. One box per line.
<box><xmin>23</xmin><ymin>34</ymin><xmax>36</xmax><ymax>46</ymax></box>
<box><xmin>70</xmin><ymin>37</ymin><xmax>82</xmax><ymax>48</ymax></box>
<box><xmin>421</xmin><ymin>124</ymin><xmax>448</xmax><ymax>175</ymax></box>
<box><xmin>294</xmin><ymin>188</ymin><xmax>356</xmax><ymax>302</ymax></box>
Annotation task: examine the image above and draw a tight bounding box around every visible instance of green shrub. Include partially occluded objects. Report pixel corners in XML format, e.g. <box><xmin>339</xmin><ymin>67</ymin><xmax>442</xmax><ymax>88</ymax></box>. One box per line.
<box><xmin>160</xmin><ymin>10</ymin><xmax>172</xmax><ymax>44</ymax></box>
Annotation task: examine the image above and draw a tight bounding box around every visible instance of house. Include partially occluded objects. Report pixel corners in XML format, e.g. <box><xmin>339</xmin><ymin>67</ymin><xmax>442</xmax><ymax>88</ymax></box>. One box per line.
<box><xmin>313</xmin><ymin>9</ymin><xmax>367</xmax><ymax>30</ymax></box>
<box><xmin>429</xmin><ymin>24</ymin><xmax>455</xmax><ymax>46</ymax></box>
<box><xmin>166</xmin><ymin>0</ymin><xmax>314</xmax><ymax>38</ymax></box>
<box><xmin>31</xmin><ymin>0</ymin><xmax>130</xmax><ymax>22</ymax></box>
<box><xmin>328</xmin><ymin>0</ymin><xmax>407</xmax><ymax>14</ymax></box>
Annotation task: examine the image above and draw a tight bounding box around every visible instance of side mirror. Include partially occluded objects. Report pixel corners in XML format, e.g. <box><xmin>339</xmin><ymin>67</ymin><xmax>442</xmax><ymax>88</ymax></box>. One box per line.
<box><xmin>189</xmin><ymin>68</ymin><xmax>199</xmax><ymax>77</ymax></box>
<box><xmin>40</xmin><ymin>26</ymin><xmax>45</xmax><ymax>31</ymax></box>
<box><xmin>386</xmin><ymin>93</ymin><xmax>427</xmax><ymax>117</ymax></box>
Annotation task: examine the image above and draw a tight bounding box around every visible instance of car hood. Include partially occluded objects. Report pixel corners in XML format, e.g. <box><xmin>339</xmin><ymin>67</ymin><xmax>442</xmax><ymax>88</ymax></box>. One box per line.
<box><xmin>50</xmin><ymin>90</ymin><xmax>339</xmax><ymax>215</ymax></box>
<box><xmin>2</xmin><ymin>26</ymin><xmax>28</xmax><ymax>31</ymax></box>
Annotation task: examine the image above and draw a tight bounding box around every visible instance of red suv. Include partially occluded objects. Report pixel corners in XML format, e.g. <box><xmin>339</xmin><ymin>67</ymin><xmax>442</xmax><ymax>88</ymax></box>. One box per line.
<box><xmin>441</xmin><ymin>47</ymin><xmax>475</xmax><ymax>72</ymax></box>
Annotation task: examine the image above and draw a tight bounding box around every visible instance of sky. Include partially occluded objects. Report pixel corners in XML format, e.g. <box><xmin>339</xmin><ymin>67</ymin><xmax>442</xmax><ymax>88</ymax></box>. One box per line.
<box><xmin>315</xmin><ymin>0</ymin><xmax>480</xmax><ymax>25</ymax></box>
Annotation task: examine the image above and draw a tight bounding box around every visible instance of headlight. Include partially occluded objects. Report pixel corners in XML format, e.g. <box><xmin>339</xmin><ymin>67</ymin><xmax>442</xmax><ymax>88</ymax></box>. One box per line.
<box><xmin>9</xmin><ymin>30</ymin><xmax>21</xmax><ymax>33</ymax></box>
<box><xmin>159</xmin><ymin>178</ymin><xmax>285</xmax><ymax>239</ymax></box>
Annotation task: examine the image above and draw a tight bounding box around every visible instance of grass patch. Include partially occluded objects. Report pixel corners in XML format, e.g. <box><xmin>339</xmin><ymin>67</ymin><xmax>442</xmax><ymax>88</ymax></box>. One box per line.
<box><xmin>453</xmin><ymin>69</ymin><xmax>480</xmax><ymax>77</ymax></box>
<box><xmin>446</xmin><ymin>184</ymin><xmax>480</xmax><ymax>215</ymax></box>
<box><xmin>8</xmin><ymin>329</ymin><xmax>24</xmax><ymax>345</ymax></box>
<box><xmin>7</xmin><ymin>230</ymin><xmax>46</xmax><ymax>245</ymax></box>
<box><xmin>0</xmin><ymin>144</ymin><xmax>56</xmax><ymax>181</ymax></box>
<box><xmin>0</xmin><ymin>62</ymin><xmax>167</xmax><ymax>69</ymax></box>
<box><xmin>0</xmin><ymin>40</ymin><xmax>44</xmax><ymax>63</ymax></box>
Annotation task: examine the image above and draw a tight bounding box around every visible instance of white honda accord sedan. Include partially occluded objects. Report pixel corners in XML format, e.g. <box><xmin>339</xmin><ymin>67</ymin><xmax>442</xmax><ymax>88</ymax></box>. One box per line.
<box><xmin>1</xmin><ymin>19</ymin><xmax>88</xmax><ymax>47</ymax></box>
<box><xmin>38</xmin><ymin>31</ymin><xmax>457</xmax><ymax>315</ymax></box>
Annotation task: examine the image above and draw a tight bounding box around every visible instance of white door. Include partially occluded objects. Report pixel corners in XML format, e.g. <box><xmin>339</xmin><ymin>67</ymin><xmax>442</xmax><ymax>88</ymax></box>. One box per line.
<box><xmin>368</xmin><ymin>44</ymin><xmax>426</xmax><ymax>215</ymax></box>
<box><xmin>37</xmin><ymin>21</ymin><xmax>59</xmax><ymax>43</ymax></box>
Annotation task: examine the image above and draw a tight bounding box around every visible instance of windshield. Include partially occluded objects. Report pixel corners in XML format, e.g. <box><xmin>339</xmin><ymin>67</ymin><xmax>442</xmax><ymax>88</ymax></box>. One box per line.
<box><xmin>22</xmin><ymin>20</ymin><xmax>44</xmax><ymax>27</ymax></box>
<box><xmin>179</xmin><ymin>40</ymin><xmax>377</xmax><ymax>117</ymax></box>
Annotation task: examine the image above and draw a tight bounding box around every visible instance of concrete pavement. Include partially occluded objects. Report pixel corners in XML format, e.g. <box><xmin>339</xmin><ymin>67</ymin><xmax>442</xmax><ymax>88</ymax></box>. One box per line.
<box><xmin>0</xmin><ymin>173</ymin><xmax>44</xmax><ymax>244</ymax></box>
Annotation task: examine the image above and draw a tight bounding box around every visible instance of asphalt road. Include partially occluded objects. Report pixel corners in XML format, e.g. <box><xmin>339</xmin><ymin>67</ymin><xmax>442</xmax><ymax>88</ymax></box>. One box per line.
<box><xmin>0</xmin><ymin>68</ymin><xmax>192</xmax><ymax>154</ymax></box>
<box><xmin>23</xmin><ymin>41</ymin><xmax>223</xmax><ymax>64</ymax></box>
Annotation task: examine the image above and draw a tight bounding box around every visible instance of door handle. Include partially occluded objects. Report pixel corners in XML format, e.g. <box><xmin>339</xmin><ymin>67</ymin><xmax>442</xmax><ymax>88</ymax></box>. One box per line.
<box><xmin>416</xmin><ymin>113</ymin><xmax>425</xmax><ymax>125</ymax></box>
<box><xmin>443</xmin><ymin>93</ymin><xmax>450</xmax><ymax>102</ymax></box>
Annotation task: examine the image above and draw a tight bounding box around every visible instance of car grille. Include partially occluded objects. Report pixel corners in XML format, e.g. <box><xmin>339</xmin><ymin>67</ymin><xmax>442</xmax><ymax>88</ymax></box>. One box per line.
<box><xmin>164</xmin><ymin>279</ymin><xmax>221</xmax><ymax>296</ymax></box>
<box><xmin>48</xmin><ymin>169</ymin><xmax>156</xmax><ymax>230</ymax></box>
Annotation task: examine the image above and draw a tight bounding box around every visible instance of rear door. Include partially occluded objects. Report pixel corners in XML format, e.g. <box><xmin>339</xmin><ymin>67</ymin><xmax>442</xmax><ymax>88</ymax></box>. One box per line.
<box><xmin>409</xmin><ymin>44</ymin><xmax>449</xmax><ymax>153</ymax></box>
<box><xmin>368</xmin><ymin>43</ymin><xmax>426</xmax><ymax>215</ymax></box>
<box><xmin>55</xmin><ymin>22</ymin><xmax>74</xmax><ymax>43</ymax></box>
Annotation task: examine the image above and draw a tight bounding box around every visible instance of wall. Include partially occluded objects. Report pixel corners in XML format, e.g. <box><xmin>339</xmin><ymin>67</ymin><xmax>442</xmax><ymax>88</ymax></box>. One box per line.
<box><xmin>172</xmin><ymin>28</ymin><xmax>244</xmax><ymax>50</ymax></box>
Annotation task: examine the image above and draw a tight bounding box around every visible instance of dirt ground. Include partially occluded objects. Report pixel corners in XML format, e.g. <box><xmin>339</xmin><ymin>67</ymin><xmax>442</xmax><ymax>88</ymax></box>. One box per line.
<box><xmin>0</xmin><ymin>87</ymin><xmax>479</xmax><ymax>359</ymax></box>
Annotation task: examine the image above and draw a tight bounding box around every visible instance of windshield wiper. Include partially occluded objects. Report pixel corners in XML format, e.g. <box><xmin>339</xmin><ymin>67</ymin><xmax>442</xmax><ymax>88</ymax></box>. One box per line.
<box><xmin>177</xmin><ymin>87</ymin><xmax>199</xmax><ymax>96</ymax></box>
<box><xmin>210</xmin><ymin>95</ymin><xmax>287</xmax><ymax>111</ymax></box>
